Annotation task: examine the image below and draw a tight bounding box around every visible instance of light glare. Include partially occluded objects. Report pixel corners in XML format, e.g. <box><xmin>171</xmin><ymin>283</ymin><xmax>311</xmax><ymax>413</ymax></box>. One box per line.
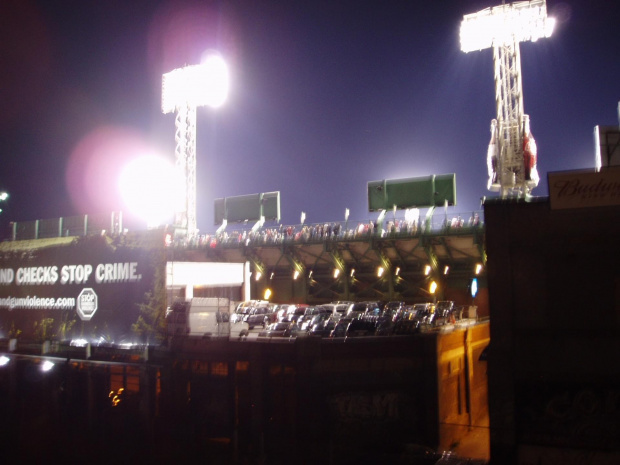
<box><xmin>461</xmin><ymin>0</ymin><xmax>554</xmax><ymax>53</ymax></box>
<box><xmin>162</xmin><ymin>54</ymin><xmax>229</xmax><ymax>112</ymax></box>
<box><xmin>119</xmin><ymin>155</ymin><xmax>184</xmax><ymax>228</ymax></box>
<box><xmin>41</xmin><ymin>360</ymin><xmax>55</xmax><ymax>372</ymax></box>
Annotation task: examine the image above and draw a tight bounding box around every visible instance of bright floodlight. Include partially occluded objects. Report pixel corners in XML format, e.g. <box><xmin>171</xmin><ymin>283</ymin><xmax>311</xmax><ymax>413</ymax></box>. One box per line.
<box><xmin>119</xmin><ymin>155</ymin><xmax>184</xmax><ymax>228</ymax></box>
<box><xmin>461</xmin><ymin>0</ymin><xmax>555</xmax><ymax>53</ymax></box>
<box><xmin>162</xmin><ymin>54</ymin><xmax>229</xmax><ymax>113</ymax></box>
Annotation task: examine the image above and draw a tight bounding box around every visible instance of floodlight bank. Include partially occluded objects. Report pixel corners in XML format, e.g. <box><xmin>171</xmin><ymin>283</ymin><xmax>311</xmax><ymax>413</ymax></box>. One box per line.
<box><xmin>460</xmin><ymin>0</ymin><xmax>555</xmax><ymax>53</ymax></box>
<box><xmin>162</xmin><ymin>57</ymin><xmax>229</xmax><ymax>113</ymax></box>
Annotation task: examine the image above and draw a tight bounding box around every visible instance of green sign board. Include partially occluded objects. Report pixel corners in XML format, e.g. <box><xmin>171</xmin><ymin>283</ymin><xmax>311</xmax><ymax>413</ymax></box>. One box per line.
<box><xmin>368</xmin><ymin>174</ymin><xmax>456</xmax><ymax>211</ymax></box>
<box><xmin>214</xmin><ymin>191</ymin><xmax>281</xmax><ymax>224</ymax></box>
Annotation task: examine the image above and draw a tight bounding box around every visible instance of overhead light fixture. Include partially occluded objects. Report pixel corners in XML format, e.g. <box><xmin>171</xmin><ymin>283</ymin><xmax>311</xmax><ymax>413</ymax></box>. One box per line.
<box><xmin>429</xmin><ymin>281</ymin><xmax>438</xmax><ymax>295</ymax></box>
<box><xmin>395</xmin><ymin>267</ymin><xmax>400</xmax><ymax>276</ymax></box>
<box><xmin>293</xmin><ymin>270</ymin><xmax>300</xmax><ymax>280</ymax></box>
<box><xmin>377</xmin><ymin>266</ymin><xmax>385</xmax><ymax>277</ymax></box>
<box><xmin>424</xmin><ymin>265</ymin><xmax>431</xmax><ymax>276</ymax></box>
<box><xmin>333</xmin><ymin>269</ymin><xmax>340</xmax><ymax>279</ymax></box>
<box><xmin>255</xmin><ymin>271</ymin><xmax>262</xmax><ymax>281</ymax></box>
<box><xmin>444</xmin><ymin>265</ymin><xmax>450</xmax><ymax>275</ymax></box>
<box><xmin>475</xmin><ymin>263</ymin><xmax>483</xmax><ymax>275</ymax></box>
<box><xmin>264</xmin><ymin>288</ymin><xmax>272</xmax><ymax>300</ymax></box>
<box><xmin>270</xmin><ymin>272</ymin><xmax>274</xmax><ymax>280</ymax></box>
<box><xmin>350</xmin><ymin>268</ymin><xmax>355</xmax><ymax>277</ymax></box>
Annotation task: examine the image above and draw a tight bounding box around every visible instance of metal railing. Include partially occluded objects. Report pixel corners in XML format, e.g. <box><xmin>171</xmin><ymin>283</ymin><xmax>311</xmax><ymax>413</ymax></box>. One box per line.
<box><xmin>6</xmin><ymin>212</ymin><xmax>123</xmax><ymax>241</ymax></box>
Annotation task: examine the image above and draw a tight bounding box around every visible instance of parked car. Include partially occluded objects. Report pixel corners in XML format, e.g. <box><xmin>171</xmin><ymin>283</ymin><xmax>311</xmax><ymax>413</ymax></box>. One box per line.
<box><xmin>390</xmin><ymin>306</ymin><xmax>419</xmax><ymax>335</ymax></box>
<box><xmin>374</xmin><ymin>317</ymin><xmax>396</xmax><ymax>336</ymax></box>
<box><xmin>434</xmin><ymin>301</ymin><xmax>456</xmax><ymax>326</ymax></box>
<box><xmin>383</xmin><ymin>301</ymin><xmax>406</xmax><ymax>319</ymax></box>
<box><xmin>412</xmin><ymin>303</ymin><xmax>436</xmax><ymax>331</ymax></box>
<box><xmin>301</xmin><ymin>312</ymin><xmax>330</xmax><ymax>332</ymax></box>
<box><xmin>245</xmin><ymin>305</ymin><xmax>273</xmax><ymax>329</ymax></box>
<box><xmin>278</xmin><ymin>304</ymin><xmax>308</xmax><ymax>322</ymax></box>
<box><xmin>323</xmin><ymin>301</ymin><xmax>353</xmax><ymax>316</ymax></box>
<box><xmin>284</xmin><ymin>320</ymin><xmax>307</xmax><ymax>338</ymax></box>
<box><xmin>346</xmin><ymin>302</ymin><xmax>367</xmax><ymax>318</ymax></box>
<box><xmin>231</xmin><ymin>300</ymin><xmax>268</xmax><ymax>323</ymax></box>
<box><xmin>346</xmin><ymin>317</ymin><xmax>377</xmax><ymax>337</ymax></box>
<box><xmin>296</xmin><ymin>306</ymin><xmax>323</xmax><ymax>330</ymax></box>
<box><xmin>347</xmin><ymin>301</ymin><xmax>382</xmax><ymax>319</ymax></box>
<box><xmin>309</xmin><ymin>314</ymin><xmax>341</xmax><ymax>337</ymax></box>
<box><xmin>330</xmin><ymin>317</ymin><xmax>353</xmax><ymax>338</ymax></box>
<box><xmin>258</xmin><ymin>322</ymin><xmax>293</xmax><ymax>338</ymax></box>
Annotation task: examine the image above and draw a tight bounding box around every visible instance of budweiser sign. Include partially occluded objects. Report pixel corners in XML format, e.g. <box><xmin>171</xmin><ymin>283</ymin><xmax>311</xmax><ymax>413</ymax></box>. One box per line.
<box><xmin>548</xmin><ymin>167</ymin><xmax>620</xmax><ymax>209</ymax></box>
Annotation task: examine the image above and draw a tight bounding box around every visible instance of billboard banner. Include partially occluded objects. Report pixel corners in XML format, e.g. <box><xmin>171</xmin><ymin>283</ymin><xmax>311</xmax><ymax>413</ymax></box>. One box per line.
<box><xmin>0</xmin><ymin>234</ymin><xmax>164</xmax><ymax>343</ymax></box>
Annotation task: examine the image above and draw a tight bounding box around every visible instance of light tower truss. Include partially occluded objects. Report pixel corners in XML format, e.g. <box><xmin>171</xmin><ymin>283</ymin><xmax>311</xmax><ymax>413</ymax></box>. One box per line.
<box><xmin>162</xmin><ymin>56</ymin><xmax>229</xmax><ymax>237</ymax></box>
<box><xmin>461</xmin><ymin>0</ymin><xmax>555</xmax><ymax>198</ymax></box>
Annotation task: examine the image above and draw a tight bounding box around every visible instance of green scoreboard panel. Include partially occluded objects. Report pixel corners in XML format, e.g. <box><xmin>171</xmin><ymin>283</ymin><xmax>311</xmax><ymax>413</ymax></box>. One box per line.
<box><xmin>368</xmin><ymin>174</ymin><xmax>456</xmax><ymax>211</ymax></box>
<box><xmin>214</xmin><ymin>191</ymin><xmax>281</xmax><ymax>224</ymax></box>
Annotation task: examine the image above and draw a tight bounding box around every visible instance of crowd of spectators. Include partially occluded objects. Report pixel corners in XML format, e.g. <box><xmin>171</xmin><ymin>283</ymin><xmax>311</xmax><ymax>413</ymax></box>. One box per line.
<box><xmin>172</xmin><ymin>211</ymin><xmax>483</xmax><ymax>249</ymax></box>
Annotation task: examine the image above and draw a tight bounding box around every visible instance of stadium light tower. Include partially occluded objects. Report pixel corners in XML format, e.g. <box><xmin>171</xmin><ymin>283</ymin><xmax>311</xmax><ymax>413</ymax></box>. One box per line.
<box><xmin>461</xmin><ymin>0</ymin><xmax>555</xmax><ymax>198</ymax></box>
<box><xmin>162</xmin><ymin>54</ymin><xmax>229</xmax><ymax>237</ymax></box>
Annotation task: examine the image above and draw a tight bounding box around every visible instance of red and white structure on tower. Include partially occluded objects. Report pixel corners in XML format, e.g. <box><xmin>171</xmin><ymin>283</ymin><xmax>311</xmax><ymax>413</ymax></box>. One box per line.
<box><xmin>162</xmin><ymin>54</ymin><xmax>229</xmax><ymax>237</ymax></box>
<box><xmin>461</xmin><ymin>0</ymin><xmax>555</xmax><ymax>198</ymax></box>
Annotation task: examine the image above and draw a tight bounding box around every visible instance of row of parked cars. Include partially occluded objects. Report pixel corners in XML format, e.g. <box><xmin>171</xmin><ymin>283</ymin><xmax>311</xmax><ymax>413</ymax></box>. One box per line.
<box><xmin>231</xmin><ymin>299</ymin><xmax>467</xmax><ymax>339</ymax></box>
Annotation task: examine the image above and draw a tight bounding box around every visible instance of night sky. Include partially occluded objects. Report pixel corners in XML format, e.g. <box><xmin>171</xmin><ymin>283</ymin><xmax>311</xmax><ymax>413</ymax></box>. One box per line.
<box><xmin>1</xmin><ymin>0</ymin><xmax>619</xmax><ymax>234</ymax></box>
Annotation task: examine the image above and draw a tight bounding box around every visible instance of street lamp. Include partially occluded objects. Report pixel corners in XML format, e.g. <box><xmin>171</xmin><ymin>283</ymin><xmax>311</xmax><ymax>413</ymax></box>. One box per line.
<box><xmin>162</xmin><ymin>53</ymin><xmax>229</xmax><ymax>237</ymax></box>
<box><xmin>0</xmin><ymin>192</ymin><xmax>8</xmax><ymax>214</ymax></box>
